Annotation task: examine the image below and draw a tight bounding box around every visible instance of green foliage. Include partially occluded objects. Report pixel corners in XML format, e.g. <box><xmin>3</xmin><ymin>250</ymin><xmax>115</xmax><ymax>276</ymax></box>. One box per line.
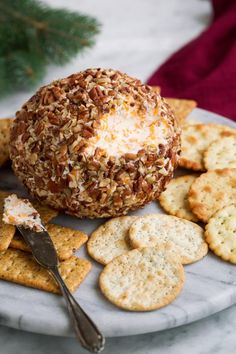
<box><xmin>0</xmin><ymin>0</ymin><xmax>100</xmax><ymax>96</ymax></box>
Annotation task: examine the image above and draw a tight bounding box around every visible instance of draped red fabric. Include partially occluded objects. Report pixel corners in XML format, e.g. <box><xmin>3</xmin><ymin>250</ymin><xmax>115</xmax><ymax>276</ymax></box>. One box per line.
<box><xmin>147</xmin><ymin>0</ymin><xmax>236</xmax><ymax>120</ymax></box>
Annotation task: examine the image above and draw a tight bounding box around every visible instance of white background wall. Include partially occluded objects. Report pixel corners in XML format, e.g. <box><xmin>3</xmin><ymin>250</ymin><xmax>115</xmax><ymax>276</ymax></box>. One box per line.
<box><xmin>0</xmin><ymin>0</ymin><xmax>211</xmax><ymax>118</ymax></box>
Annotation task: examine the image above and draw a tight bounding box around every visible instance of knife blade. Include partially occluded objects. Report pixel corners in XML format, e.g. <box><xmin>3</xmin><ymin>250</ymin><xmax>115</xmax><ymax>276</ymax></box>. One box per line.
<box><xmin>17</xmin><ymin>225</ymin><xmax>105</xmax><ymax>353</ymax></box>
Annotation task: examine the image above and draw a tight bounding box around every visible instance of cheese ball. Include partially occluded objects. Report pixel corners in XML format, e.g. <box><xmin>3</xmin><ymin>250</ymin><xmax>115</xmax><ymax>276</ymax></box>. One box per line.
<box><xmin>10</xmin><ymin>68</ymin><xmax>181</xmax><ymax>218</ymax></box>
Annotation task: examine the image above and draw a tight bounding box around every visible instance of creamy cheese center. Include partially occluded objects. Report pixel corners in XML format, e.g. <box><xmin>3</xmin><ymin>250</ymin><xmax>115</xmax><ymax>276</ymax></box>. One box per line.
<box><xmin>3</xmin><ymin>194</ymin><xmax>45</xmax><ymax>232</ymax></box>
<box><xmin>85</xmin><ymin>110</ymin><xmax>170</xmax><ymax>157</ymax></box>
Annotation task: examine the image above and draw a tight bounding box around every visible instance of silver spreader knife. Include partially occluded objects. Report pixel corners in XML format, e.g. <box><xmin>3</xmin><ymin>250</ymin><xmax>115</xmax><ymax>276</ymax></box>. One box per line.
<box><xmin>17</xmin><ymin>226</ymin><xmax>105</xmax><ymax>353</ymax></box>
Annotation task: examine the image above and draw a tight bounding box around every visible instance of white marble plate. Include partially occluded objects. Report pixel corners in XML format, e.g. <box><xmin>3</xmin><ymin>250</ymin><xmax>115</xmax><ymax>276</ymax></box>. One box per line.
<box><xmin>0</xmin><ymin>108</ymin><xmax>236</xmax><ymax>338</ymax></box>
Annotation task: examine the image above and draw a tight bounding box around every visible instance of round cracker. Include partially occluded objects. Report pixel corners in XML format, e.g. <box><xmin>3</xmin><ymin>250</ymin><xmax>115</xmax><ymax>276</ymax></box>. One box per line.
<box><xmin>129</xmin><ymin>214</ymin><xmax>207</xmax><ymax>264</ymax></box>
<box><xmin>99</xmin><ymin>245</ymin><xmax>185</xmax><ymax>311</ymax></box>
<box><xmin>205</xmin><ymin>204</ymin><xmax>236</xmax><ymax>264</ymax></box>
<box><xmin>188</xmin><ymin>168</ymin><xmax>236</xmax><ymax>223</ymax></box>
<box><xmin>179</xmin><ymin>123</ymin><xmax>236</xmax><ymax>171</ymax></box>
<box><xmin>87</xmin><ymin>216</ymin><xmax>137</xmax><ymax>265</ymax></box>
<box><xmin>159</xmin><ymin>175</ymin><xmax>199</xmax><ymax>222</ymax></box>
<box><xmin>204</xmin><ymin>136</ymin><xmax>236</xmax><ymax>170</ymax></box>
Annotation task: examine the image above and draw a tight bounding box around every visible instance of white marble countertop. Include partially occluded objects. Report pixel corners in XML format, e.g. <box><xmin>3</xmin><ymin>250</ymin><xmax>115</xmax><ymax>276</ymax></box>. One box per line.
<box><xmin>1</xmin><ymin>304</ymin><xmax>236</xmax><ymax>354</ymax></box>
<box><xmin>1</xmin><ymin>0</ymin><xmax>235</xmax><ymax>353</ymax></box>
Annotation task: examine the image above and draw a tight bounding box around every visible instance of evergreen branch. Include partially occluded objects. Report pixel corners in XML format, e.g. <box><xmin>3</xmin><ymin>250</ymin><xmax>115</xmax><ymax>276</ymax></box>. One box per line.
<box><xmin>0</xmin><ymin>0</ymin><xmax>100</xmax><ymax>96</ymax></box>
<box><xmin>0</xmin><ymin>2</ymin><xmax>98</xmax><ymax>44</ymax></box>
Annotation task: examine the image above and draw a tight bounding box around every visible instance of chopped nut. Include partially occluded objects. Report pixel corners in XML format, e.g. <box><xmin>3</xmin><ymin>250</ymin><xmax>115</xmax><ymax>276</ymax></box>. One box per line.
<box><xmin>10</xmin><ymin>68</ymin><xmax>180</xmax><ymax>218</ymax></box>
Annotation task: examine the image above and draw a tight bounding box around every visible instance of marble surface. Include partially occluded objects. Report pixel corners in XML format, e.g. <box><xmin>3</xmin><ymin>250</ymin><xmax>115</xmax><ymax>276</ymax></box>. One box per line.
<box><xmin>0</xmin><ymin>109</ymin><xmax>236</xmax><ymax>354</ymax></box>
<box><xmin>1</xmin><ymin>108</ymin><xmax>236</xmax><ymax>341</ymax></box>
<box><xmin>2</xmin><ymin>0</ymin><xmax>235</xmax><ymax>353</ymax></box>
<box><xmin>1</xmin><ymin>304</ymin><xmax>236</xmax><ymax>354</ymax></box>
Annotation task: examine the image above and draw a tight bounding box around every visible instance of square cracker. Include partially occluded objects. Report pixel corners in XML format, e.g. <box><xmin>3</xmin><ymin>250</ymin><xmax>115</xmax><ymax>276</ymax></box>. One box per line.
<box><xmin>0</xmin><ymin>192</ymin><xmax>58</xmax><ymax>252</ymax></box>
<box><xmin>0</xmin><ymin>191</ymin><xmax>16</xmax><ymax>252</ymax></box>
<box><xmin>10</xmin><ymin>224</ymin><xmax>88</xmax><ymax>260</ymax></box>
<box><xmin>165</xmin><ymin>98</ymin><xmax>197</xmax><ymax>125</ymax></box>
<box><xmin>0</xmin><ymin>118</ymin><xmax>13</xmax><ymax>167</ymax></box>
<box><xmin>0</xmin><ymin>248</ymin><xmax>91</xmax><ymax>294</ymax></box>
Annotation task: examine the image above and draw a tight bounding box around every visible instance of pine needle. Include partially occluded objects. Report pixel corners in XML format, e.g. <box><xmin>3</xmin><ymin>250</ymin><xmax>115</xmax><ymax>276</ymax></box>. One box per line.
<box><xmin>0</xmin><ymin>0</ymin><xmax>100</xmax><ymax>96</ymax></box>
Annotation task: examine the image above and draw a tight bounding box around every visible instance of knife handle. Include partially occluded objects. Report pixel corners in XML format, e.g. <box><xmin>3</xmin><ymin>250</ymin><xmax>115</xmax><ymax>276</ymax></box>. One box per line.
<box><xmin>49</xmin><ymin>266</ymin><xmax>105</xmax><ymax>353</ymax></box>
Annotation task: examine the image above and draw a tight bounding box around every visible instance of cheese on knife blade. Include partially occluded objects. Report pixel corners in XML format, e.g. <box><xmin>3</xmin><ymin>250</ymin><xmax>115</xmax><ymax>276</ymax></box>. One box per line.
<box><xmin>3</xmin><ymin>194</ymin><xmax>45</xmax><ymax>232</ymax></box>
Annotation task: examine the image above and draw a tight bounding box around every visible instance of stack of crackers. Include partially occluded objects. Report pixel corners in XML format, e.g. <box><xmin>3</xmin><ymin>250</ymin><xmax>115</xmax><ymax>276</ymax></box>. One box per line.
<box><xmin>0</xmin><ymin>191</ymin><xmax>91</xmax><ymax>294</ymax></box>
<box><xmin>87</xmin><ymin>214</ymin><xmax>208</xmax><ymax>311</ymax></box>
<box><xmin>86</xmin><ymin>102</ymin><xmax>236</xmax><ymax>312</ymax></box>
<box><xmin>160</xmin><ymin>121</ymin><xmax>236</xmax><ymax>264</ymax></box>
<box><xmin>0</xmin><ymin>97</ymin><xmax>235</xmax><ymax>313</ymax></box>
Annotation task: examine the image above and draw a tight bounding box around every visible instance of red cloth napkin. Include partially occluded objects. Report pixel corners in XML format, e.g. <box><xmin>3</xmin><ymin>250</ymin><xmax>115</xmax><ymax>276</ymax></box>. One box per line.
<box><xmin>147</xmin><ymin>0</ymin><xmax>236</xmax><ymax>120</ymax></box>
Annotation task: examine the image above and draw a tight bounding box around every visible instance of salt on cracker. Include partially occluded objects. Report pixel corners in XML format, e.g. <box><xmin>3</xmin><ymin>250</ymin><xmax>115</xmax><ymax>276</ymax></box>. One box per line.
<box><xmin>188</xmin><ymin>168</ymin><xmax>236</xmax><ymax>223</ymax></box>
<box><xmin>10</xmin><ymin>224</ymin><xmax>88</xmax><ymax>261</ymax></box>
<box><xmin>0</xmin><ymin>248</ymin><xmax>91</xmax><ymax>294</ymax></box>
<box><xmin>87</xmin><ymin>216</ymin><xmax>137</xmax><ymax>265</ymax></box>
<box><xmin>205</xmin><ymin>204</ymin><xmax>236</xmax><ymax>264</ymax></box>
<box><xmin>204</xmin><ymin>136</ymin><xmax>236</xmax><ymax>170</ymax></box>
<box><xmin>0</xmin><ymin>118</ymin><xmax>13</xmax><ymax>167</ymax></box>
<box><xmin>159</xmin><ymin>175</ymin><xmax>199</xmax><ymax>222</ymax></box>
<box><xmin>129</xmin><ymin>214</ymin><xmax>207</xmax><ymax>264</ymax></box>
<box><xmin>99</xmin><ymin>245</ymin><xmax>184</xmax><ymax>311</ymax></box>
<box><xmin>179</xmin><ymin>123</ymin><xmax>236</xmax><ymax>171</ymax></box>
<box><xmin>165</xmin><ymin>98</ymin><xmax>197</xmax><ymax>125</ymax></box>
<box><xmin>0</xmin><ymin>191</ymin><xmax>16</xmax><ymax>252</ymax></box>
